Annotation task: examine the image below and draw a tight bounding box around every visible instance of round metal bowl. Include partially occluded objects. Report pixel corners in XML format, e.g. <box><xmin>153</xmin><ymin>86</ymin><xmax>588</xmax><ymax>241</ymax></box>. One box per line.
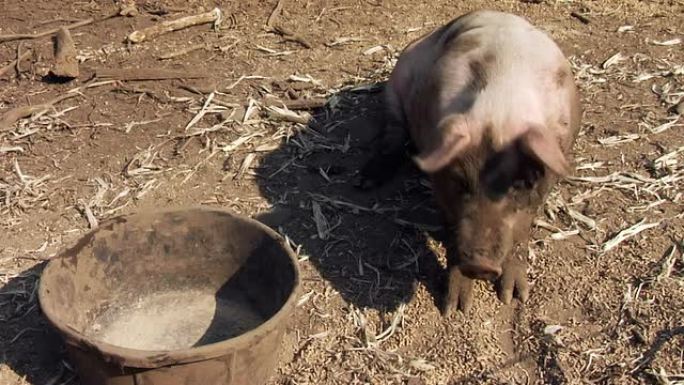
<box><xmin>38</xmin><ymin>206</ymin><xmax>300</xmax><ymax>385</ymax></box>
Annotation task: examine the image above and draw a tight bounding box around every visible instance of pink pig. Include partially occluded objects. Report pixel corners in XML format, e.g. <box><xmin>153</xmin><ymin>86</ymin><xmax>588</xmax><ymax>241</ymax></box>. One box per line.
<box><xmin>359</xmin><ymin>10</ymin><xmax>581</xmax><ymax>313</ymax></box>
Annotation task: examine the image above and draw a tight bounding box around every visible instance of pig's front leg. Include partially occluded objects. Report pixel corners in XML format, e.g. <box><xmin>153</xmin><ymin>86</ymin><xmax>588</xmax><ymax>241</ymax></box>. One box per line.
<box><xmin>443</xmin><ymin>265</ymin><xmax>475</xmax><ymax>315</ymax></box>
<box><xmin>494</xmin><ymin>254</ymin><xmax>530</xmax><ymax>305</ymax></box>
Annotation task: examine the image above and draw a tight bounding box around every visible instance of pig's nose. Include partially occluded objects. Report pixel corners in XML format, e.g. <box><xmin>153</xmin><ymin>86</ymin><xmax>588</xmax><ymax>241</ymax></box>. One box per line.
<box><xmin>460</xmin><ymin>256</ymin><xmax>502</xmax><ymax>281</ymax></box>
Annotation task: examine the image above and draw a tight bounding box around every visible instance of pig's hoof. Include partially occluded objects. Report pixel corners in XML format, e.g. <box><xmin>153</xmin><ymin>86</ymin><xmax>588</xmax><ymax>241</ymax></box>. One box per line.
<box><xmin>442</xmin><ymin>267</ymin><xmax>475</xmax><ymax>315</ymax></box>
<box><xmin>495</xmin><ymin>258</ymin><xmax>529</xmax><ymax>305</ymax></box>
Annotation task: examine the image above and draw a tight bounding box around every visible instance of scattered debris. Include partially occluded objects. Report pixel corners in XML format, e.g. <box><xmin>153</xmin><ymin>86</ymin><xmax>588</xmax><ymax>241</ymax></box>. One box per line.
<box><xmin>648</xmin><ymin>38</ymin><xmax>682</xmax><ymax>46</ymax></box>
<box><xmin>184</xmin><ymin>92</ymin><xmax>215</xmax><ymax>131</ymax></box>
<box><xmin>311</xmin><ymin>201</ymin><xmax>330</xmax><ymax>240</ymax></box>
<box><xmin>325</xmin><ymin>37</ymin><xmax>364</xmax><ymax>48</ymax></box>
<box><xmin>263</xmin><ymin>97</ymin><xmax>328</xmax><ymax>111</ymax></box>
<box><xmin>0</xmin><ymin>146</ymin><xmax>24</xmax><ymax>154</ymax></box>
<box><xmin>0</xmin><ymin>49</ymin><xmax>32</xmax><ymax>78</ymax></box>
<box><xmin>0</xmin><ymin>80</ymin><xmax>115</xmax><ymax>131</ymax></box>
<box><xmin>264</xmin><ymin>105</ymin><xmax>311</xmax><ymax>125</ymax></box>
<box><xmin>95</xmin><ymin>68</ymin><xmax>210</xmax><ymax>81</ymax></box>
<box><xmin>0</xmin><ymin>93</ymin><xmax>79</xmax><ymax>131</ymax></box>
<box><xmin>602</xmin><ymin>219</ymin><xmax>660</xmax><ymax>253</ymax></box>
<box><xmin>601</xmin><ymin>52</ymin><xmax>626</xmax><ymax>69</ymax></box>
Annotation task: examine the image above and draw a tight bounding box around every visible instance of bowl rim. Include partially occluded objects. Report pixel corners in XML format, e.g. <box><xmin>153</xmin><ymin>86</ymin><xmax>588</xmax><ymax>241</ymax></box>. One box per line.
<box><xmin>38</xmin><ymin>205</ymin><xmax>301</xmax><ymax>369</ymax></box>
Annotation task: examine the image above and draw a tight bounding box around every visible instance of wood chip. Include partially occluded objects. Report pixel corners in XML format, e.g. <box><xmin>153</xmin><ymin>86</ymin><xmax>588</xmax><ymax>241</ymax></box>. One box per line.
<box><xmin>127</xmin><ymin>8</ymin><xmax>223</xmax><ymax>43</ymax></box>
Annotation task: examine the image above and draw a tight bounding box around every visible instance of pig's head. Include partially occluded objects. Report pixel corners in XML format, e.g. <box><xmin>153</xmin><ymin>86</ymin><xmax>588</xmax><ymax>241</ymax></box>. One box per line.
<box><xmin>414</xmin><ymin>115</ymin><xmax>571</xmax><ymax>281</ymax></box>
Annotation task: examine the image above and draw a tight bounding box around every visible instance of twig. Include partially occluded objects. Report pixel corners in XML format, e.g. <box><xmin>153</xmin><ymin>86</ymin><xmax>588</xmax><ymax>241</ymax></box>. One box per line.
<box><xmin>79</xmin><ymin>201</ymin><xmax>98</xmax><ymax>229</ymax></box>
<box><xmin>570</xmin><ymin>11</ymin><xmax>591</xmax><ymax>24</ymax></box>
<box><xmin>9</xmin><ymin>328</ymin><xmax>41</xmax><ymax>344</ymax></box>
<box><xmin>311</xmin><ymin>201</ymin><xmax>330</xmax><ymax>240</ymax></box>
<box><xmin>15</xmin><ymin>42</ymin><xmax>24</xmax><ymax>74</ymax></box>
<box><xmin>127</xmin><ymin>7</ymin><xmax>222</xmax><ymax>43</ymax></box>
<box><xmin>0</xmin><ymin>17</ymin><xmax>98</xmax><ymax>43</ymax></box>
<box><xmin>185</xmin><ymin>92</ymin><xmax>215</xmax><ymax>131</ymax></box>
<box><xmin>0</xmin><ymin>93</ymin><xmax>79</xmax><ymax>131</ymax></box>
<box><xmin>0</xmin><ymin>80</ymin><xmax>115</xmax><ymax>131</ymax></box>
<box><xmin>218</xmin><ymin>38</ymin><xmax>241</xmax><ymax>52</ymax></box>
<box><xmin>0</xmin><ymin>50</ymin><xmax>32</xmax><ymax>78</ymax></box>
<box><xmin>263</xmin><ymin>97</ymin><xmax>328</xmax><ymax>110</ymax></box>
<box><xmin>0</xmin><ymin>146</ymin><xmax>24</xmax><ymax>154</ymax></box>
<box><xmin>265</xmin><ymin>0</ymin><xmax>312</xmax><ymax>48</ymax></box>
<box><xmin>264</xmin><ymin>105</ymin><xmax>311</xmax><ymax>124</ymax></box>
<box><xmin>95</xmin><ymin>68</ymin><xmax>210</xmax><ymax>81</ymax></box>
<box><xmin>274</xmin><ymin>26</ymin><xmax>312</xmax><ymax>49</ymax></box>
<box><xmin>266</xmin><ymin>0</ymin><xmax>285</xmax><ymax>29</ymax></box>
<box><xmin>158</xmin><ymin>42</ymin><xmax>206</xmax><ymax>60</ymax></box>
<box><xmin>50</xmin><ymin>27</ymin><xmax>79</xmax><ymax>79</ymax></box>
<box><xmin>225</xmin><ymin>75</ymin><xmax>268</xmax><ymax>90</ymax></box>
<box><xmin>602</xmin><ymin>219</ymin><xmax>660</xmax><ymax>253</ymax></box>
<box><xmin>235</xmin><ymin>153</ymin><xmax>256</xmax><ymax>180</ymax></box>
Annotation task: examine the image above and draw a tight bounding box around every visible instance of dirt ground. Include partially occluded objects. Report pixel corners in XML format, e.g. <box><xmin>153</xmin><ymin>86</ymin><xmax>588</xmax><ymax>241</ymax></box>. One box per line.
<box><xmin>1</xmin><ymin>0</ymin><xmax>683</xmax><ymax>384</ymax></box>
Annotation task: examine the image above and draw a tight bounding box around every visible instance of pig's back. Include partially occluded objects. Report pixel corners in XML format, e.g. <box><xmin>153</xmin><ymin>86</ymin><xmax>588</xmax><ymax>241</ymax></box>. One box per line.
<box><xmin>390</xmin><ymin>10</ymin><xmax>573</xmax><ymax>149</ymax></box>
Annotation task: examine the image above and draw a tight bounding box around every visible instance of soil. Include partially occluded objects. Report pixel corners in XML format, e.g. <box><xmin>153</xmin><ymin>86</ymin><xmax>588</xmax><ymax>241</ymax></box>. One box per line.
<box><xmin>1</xmin><ymin>1</ymin><xmax>683</xmax><ymax>385</ymax></box>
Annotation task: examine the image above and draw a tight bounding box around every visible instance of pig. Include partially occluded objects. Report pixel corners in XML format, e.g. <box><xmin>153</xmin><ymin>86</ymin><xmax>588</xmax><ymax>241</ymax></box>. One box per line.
<box><xmin>358</xmin><ymin>10</ymin><xmax>581</xmax><ymax>314</ymax></box>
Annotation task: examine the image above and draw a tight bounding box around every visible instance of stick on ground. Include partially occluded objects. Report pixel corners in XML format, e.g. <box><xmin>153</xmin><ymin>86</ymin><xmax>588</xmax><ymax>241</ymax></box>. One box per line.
<box><xmin>0</xmin><ymin>93</ymin><xmax>79</xmax><ymax>131</ymax></box>
<box><xmin>95</xmin><ymin>68</ymin><xmax>210</xmax><ymax>81</ymax></box>
<box><xmin>158</xmin><ymin>42</ymin><xmax>207</xmax><ymax>60</ymax></box>
<box><xmin>267</xmin><ymin>0</ymin><xmax>285</xmax><ymax>29</ymax></box>
<box><xmin>127</xmin><ymin>8</ymin><xmax>222</xmax><ymax>44</ymax></box>
<box><xmin>266</xmin><ymin>0</ymin><xmax>312</xmax><ymax>48</ymax></box>
<box><xmin>50</xmin><ymin>27</ymin><xmax>79</xmax><ymax>79</ymax></box>
<box><xmin>0</xmin><ymin>80</ymin><xmax>115</xmax><ymax>131</ymax></box>
<box><xmin>274</xmin><ymin>26</ymin><xmax>312</xmax><ymax>49</ymax></box>
<box><xmin>570</xmin><ymin>11</ymin><xmax>591</xmax><ymax>24</ymax></box>
<box><xmin>0</xmin><ymin>18</ymin><xmax>95</xmax><ymax>43</ymax></box>
<box><xmin>263</xmin><ymin>97</ymin><xmax>328</xmax><ymax>110</ymax></box>
<box><xmin>0</xmin><ymin>50</ymin><xmax>32</xmax><ymax>78</ymax></box>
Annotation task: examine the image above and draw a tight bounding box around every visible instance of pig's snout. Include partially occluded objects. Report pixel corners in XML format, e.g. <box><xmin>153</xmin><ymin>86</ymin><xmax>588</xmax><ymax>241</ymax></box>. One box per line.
<box><xmin>460</xmin><ymin>255</ymin><xmax>502</xmax><ymax>281</ymax></box>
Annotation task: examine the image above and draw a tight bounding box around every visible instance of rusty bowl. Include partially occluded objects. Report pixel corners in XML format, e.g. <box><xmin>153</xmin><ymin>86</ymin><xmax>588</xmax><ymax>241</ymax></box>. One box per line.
<box><xmin>38</xmin><ymin>206</ymin><xmax>300</xmax><ymax>385</ymax></box>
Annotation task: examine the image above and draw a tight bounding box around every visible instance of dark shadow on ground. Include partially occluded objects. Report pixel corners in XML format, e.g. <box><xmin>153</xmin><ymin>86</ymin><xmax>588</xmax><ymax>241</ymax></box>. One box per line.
<box><xmin>0</xmin><ymin>262</ymin><xmax>72</xmax><ymax>385</ymax></box>
<box><xmin>255</xmin><ymin>84</ymin><xmax>449</xmax><ymax>312</ymax></box>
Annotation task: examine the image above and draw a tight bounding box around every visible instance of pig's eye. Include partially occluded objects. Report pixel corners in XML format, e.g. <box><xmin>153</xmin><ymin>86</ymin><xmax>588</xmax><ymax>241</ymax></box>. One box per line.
<box><xmin>481</xmin><ymin>148</ymin><xmax>545</xmax><ymax>199</ymax></box>
<box><xmin>512</xmin><ymin>157</ymin><xmax>545</xmax><ymax>190</ymax></box>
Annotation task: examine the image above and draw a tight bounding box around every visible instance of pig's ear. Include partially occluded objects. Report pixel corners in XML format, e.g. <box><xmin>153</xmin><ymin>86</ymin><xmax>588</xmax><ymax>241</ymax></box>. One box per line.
<box><xmin>413</xmin><ymin>116</ymin><xmax>471</xmax><ymax>173</ymax></box>
<box><xmin>519</xmin><ymin>126</ymin><xmax>570</xmax><ymax>176</ymax></box>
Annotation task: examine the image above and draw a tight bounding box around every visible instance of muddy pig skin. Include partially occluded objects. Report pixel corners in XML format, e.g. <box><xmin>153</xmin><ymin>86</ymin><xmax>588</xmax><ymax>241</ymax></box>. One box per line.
<box><xmin>359</xmin><ymin>10</ymin><xmax>581</xmax><ymax>314</ymax></box>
